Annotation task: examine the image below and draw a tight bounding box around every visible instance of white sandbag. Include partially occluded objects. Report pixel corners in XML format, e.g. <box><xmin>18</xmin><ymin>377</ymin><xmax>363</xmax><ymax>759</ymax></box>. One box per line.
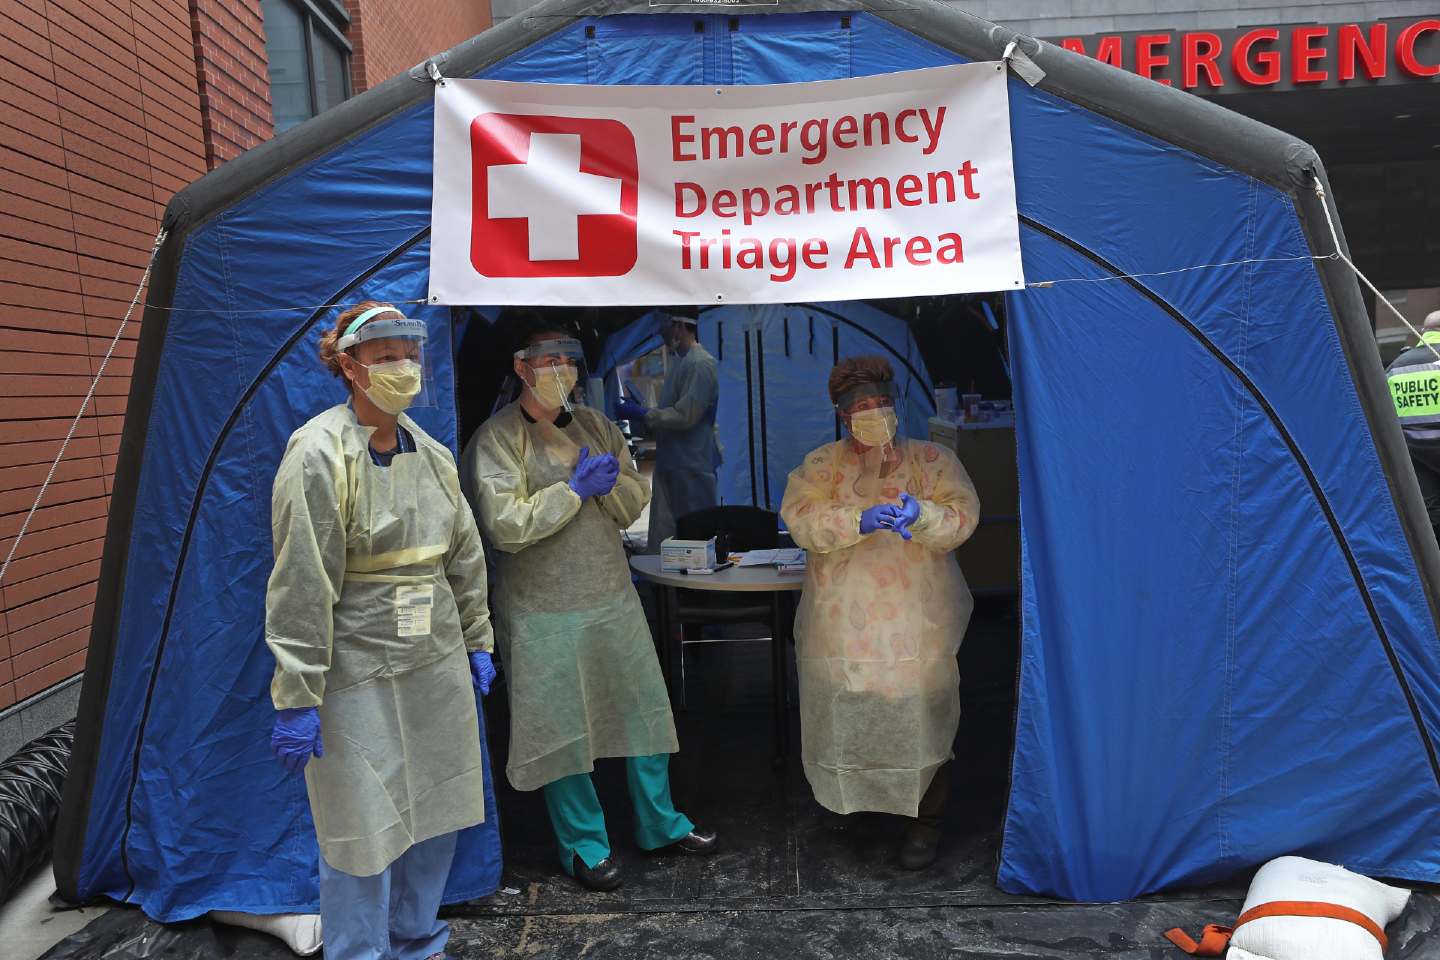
<box><xmin>209</xmin><ymin>910</ymin><xmax>323</xmax><ymax>956</ymax></box>
<box><xmin>1226</xmin><ymin>856</ymin><xmax>1410</xmax><ymax>960</ymax></box>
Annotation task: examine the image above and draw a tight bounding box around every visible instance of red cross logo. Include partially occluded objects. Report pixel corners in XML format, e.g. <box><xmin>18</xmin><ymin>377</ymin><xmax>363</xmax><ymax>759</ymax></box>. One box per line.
<box><xmin>470</xmin><ymin>113</ymin><xmax>639</xmax><ymax>278</ymax></box>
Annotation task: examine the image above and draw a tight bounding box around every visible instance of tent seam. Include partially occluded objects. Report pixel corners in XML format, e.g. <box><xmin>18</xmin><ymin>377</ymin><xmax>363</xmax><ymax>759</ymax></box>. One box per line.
<box><xmin>585</xmin><ymin>19</ymin><xmax>595</xmax><ymax>84</ymax></box>
<box><xmin>846</xmin><ymin>13</ymin><xmax>854</xmax><ymax>77</ymax></box>
<box><xmin>728</xmin><ymin>17</ymin><xmax>735</xmax><ymax>83</ymax></box>
<box><xmin>1282</xmin><ymin>193</ymin><xmax>1440</xmax><ymax>792</ymax></box>
<box><xmin>1219</xmin><ymin>178</ymin><xmax>1258</xmax><ymax>864</ymax></box>
<box><xmin>217</xmin><ymin>221</ymin><xmax>267</xmax><ymax>514</ymax></box>
<box><xmin>1284</xmin><ymin>194</ymin><xmax>1418</xmax><ymax>609</ymax></box>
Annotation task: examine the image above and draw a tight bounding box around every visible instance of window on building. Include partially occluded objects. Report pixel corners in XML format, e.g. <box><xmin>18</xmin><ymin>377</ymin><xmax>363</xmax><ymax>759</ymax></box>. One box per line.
<box><xmin>261</xmin><ymin>0</ymin><xmax>352</xmax><ymax>133</ymax></box>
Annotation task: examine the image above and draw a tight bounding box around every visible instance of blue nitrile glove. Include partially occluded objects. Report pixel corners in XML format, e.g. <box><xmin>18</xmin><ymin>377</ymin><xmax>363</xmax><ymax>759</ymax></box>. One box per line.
<box><xmin>859</xmin><ymin>503</ymin><xmax>902</xmax><ymax>535</ymax></box>
<box><xmin>616</xmin><ymin>399</ymin><xmax>649</xmax><ymax>422</ymax></box>
<box><xmin>890</xmin><ymin>493</ymin><xmax>921</xmax><ymax>540</ymax></box>
<box><xmin>593</xmin><ymin>453</ymin><xmax>619</xmax><ymax>496</ymax></box>
<box><xmin>469</xmin><ymin>650</ymin><xmax>496</xmax><ymax>695</ymax></box>
<box><xmin>569</xmin><ymin>447</ymin><xmax>614</xmax><ymax>499</ymax></box>
<box><xmin>272</xmin><ymin>707</ymin><xmax>323</xmax><ymax>775</ymax></box>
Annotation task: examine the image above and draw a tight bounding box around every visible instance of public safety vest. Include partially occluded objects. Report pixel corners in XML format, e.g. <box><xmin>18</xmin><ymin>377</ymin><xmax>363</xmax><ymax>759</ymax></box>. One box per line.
<box><xmin>1387</xmin><ymin>332</ymin><xmax>1440</xmax><ymax>430</ymax></box>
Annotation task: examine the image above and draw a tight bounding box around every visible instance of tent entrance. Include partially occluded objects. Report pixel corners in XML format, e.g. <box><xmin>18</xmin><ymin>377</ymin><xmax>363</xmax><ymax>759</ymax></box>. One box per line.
<box><xmin>448</xmin><ymin>294</ymin><xmax>1023</xmax><ymax>880</ymax></box>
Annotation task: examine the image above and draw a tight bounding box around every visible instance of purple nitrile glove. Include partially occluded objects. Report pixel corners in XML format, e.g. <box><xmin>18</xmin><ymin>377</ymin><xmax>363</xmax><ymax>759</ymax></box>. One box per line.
<box><xmin>469</xmin><ymin>650</ymin><xmax>496</xmax><ymax>695</ymax></box>
<box><xmin>569</xmin><ymin>447</ymin><xmax>612</xmax><ymax>499</ymax></box>
<box><xmin>592</xmin><ymin>454</ymin><xmax>619</xmax><ymax>496</ymax></box>
<box><xmin>272</xmin><ymin>707</ymin><xmax>323</xmax><ymax>775</ymax></box>
<box><xmin>890</xmin><ymin>493</ymin><xmax>921</xmax><ymax>540</ymax></box>
<box><xmin>859</xmin><ymin>503</ymin><xmax>901</xmax><ymax>535</ymax></box>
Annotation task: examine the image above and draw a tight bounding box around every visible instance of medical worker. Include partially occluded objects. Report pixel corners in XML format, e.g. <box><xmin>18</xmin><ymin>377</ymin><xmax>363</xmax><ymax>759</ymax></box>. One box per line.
<box><xmin>461</xmin><ymin>313</ymin><xmax>716</xmax><ymax>892</ymax></box>
<box><xmin>265</xmin><ymin>301</ymin><xmax>495</xmax><ymax>960</ymax></box>
<box><xmin>615</xmin><ymin>307</ymin><xmax>720</xmax><ymax>551</ymax></box>
<box><xmin>1387</xmin><ymin>310</ymin><xmax>1440</xmax><ymax>542</ymax></box>
<box><xmin>779</xmin><ymin>356</ymin><xmax>979</xmax><ymax>871</ymax></box>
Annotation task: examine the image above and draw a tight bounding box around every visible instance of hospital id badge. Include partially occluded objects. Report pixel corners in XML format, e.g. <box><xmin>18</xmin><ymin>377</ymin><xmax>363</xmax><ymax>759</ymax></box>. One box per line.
<box><xmin>395</xmin><ymin>584</ymin><xmax>434</xmax><ymax>638</ymax></box>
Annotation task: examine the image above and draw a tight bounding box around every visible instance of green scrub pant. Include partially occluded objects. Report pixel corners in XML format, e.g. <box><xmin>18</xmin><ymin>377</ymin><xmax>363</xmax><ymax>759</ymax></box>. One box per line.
<box><xmin>543</xmin><ymin>754</ymin><xmax>694</xmax><ymax>872</ymax></box>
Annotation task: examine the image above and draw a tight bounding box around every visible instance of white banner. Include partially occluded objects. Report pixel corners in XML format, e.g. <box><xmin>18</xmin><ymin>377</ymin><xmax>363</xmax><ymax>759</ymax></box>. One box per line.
<box><xmin>429</xmin><ymin>64</ymin><xmax>1024</xmax><ymax>306</ymax></box>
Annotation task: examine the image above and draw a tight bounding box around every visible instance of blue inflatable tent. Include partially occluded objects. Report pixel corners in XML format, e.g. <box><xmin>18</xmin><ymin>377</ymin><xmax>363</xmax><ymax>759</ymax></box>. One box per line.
<box><xmin>55</xmin><ymin>0</ymin><xmax>1440</xmax><ymax>913</ymax></box>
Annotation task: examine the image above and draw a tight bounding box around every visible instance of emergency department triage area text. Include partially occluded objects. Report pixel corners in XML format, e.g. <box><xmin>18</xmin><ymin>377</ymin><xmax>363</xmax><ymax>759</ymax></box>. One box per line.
<box><xmin>428</xmin><ymin>64</ymin><xmax>1024</xmax><ymax>305</ymax></box>
<box><xmin>670</xmin><ymin>107</ymin><xmax>977</xmax><ymax>279</ymax></box>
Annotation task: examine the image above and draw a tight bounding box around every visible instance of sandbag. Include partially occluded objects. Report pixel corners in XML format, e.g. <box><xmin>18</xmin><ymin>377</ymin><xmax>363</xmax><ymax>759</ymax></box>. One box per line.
<box><xmin>1228</xmin><ymin>857</ymin><xmax>1410</xmax><ymax>960</ymax></box>
<box><xmin>209</xmin><ymin>911</ymin><xmax>322</xmax><ymax>956</ymax></box>
<box><xmin>0</xmin><ymin>720</ymin><xmax>73</xmax><ymax>905</ymax></box>
<box><xmin>1167</xmin><ymin>856</ymin><xmax>1411</xmax><ymax>959</ymax></box>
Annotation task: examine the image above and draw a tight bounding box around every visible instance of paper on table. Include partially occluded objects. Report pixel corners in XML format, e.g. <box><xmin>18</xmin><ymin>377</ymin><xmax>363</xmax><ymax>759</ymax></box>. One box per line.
<box><xmin>737</xmin><ymin>549</ymin><xmax>805</xmax><ymax>567</ymax></box>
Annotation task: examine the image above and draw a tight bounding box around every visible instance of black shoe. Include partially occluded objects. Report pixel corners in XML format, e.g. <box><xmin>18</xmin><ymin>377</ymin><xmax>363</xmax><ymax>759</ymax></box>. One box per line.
<box><xmin>899</xmin><ymin>825</ymin><xmax>940</xmax><ymax>871</ymax></box>
<box><xmin>660</xmin><ymin>829</ymin><xmax>718</xmax><ymax>855</ymax></box>
<box><xmin>572</xmin><ymin>853</ymin><xmax>623</xmax><ymax>891</ymax></box>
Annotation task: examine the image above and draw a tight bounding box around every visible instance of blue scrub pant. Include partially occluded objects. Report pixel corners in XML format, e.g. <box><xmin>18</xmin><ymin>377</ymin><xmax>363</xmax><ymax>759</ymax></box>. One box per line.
<box><xmin>543</xmin><ymin>754</ymin><xmax>694</xmax><ymax>873</ymax></box>
<box><xmin>318</xmin><ymin>831</ymin><xmax>457</xmax><ymax>960</ymax></box>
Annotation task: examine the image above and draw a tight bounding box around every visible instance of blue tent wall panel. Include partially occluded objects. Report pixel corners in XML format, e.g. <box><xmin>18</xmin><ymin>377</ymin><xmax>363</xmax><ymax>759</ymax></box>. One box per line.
<box><xmin>1011</xmin><ymin>80</ymin><xmax>1440</xmax><ymax>700</ymax></box>
<box><xmin>1001</xmin><ymin>243</ymin><xmax>1233</xmax><ymax>898</ymax></box>
<box><xmin>1000</xmin><ymin>226</ymin><xmax>1440</xmax><ymax>899</ymax></box>
<box><xmin>848</xmin><ymin>14</ymin><xmax>961</xmax><ymax>76</ymax></box>
<box><xmin>585</xmin><ymin>17</ymin><xmax>704</xmax><ymax>85</ymax></box>
<box><xmin>708</xmin><ymin>310</ymin><xmax>759</xmax><ymax>507</ymax></box>
<box><xmin>730</xmin><ymin>19</ymin><xmax>852</xmax><ymax>84</ymax></box>
<box><xmin>71</xmin><ymin>8</ymin><xmax>1440</xmax><ymax>916</ymax></box>
<box><xmin>1006</xmin><ymin>88</ymin><xmax>1440</xmax><ymax>743</ymax></box>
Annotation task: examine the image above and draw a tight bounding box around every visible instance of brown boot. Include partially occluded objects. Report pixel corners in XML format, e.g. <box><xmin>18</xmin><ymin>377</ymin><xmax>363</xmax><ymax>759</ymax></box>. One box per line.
<box><xmin>899</xmin><ymin>819</ymin><xmax>941</xmax><ymax>870</ymax></box>
<box><xmin>900</xmin><ymin>765</ymin><xmax>949</xmax><ymax>870</ymax></box>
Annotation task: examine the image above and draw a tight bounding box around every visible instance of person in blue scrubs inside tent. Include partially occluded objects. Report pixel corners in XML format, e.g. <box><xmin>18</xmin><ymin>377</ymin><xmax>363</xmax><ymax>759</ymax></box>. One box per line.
<box><xmin>461</xmin><ymin>311</ymin><xmax>717</xmax><ymax>892</ymax></box>
<box><xmin>614</xmin><ymin>306</ymin><xmax>720</xmax><ymax>551</ymax></box>
<box><xmin>265</xmin><ymin>301</ymin><xmax>497</xmax><ymax>960</ymax></box>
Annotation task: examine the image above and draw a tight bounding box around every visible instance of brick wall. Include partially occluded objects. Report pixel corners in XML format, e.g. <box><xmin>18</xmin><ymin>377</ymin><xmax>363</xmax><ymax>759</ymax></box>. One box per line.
<box><xmin>0</xmin><ymin>0</ymin><xmax>489</xmax><ymax>716</ymax></box>
<box><xmin>0</xmin><ymin>0</ymin><xmax>209</xmax><ymax>710</ymax></box>
<box><xmin>190</xmin><ymin>0</ymin><xmax>275</xmax><ymax>166</ymax></box>
<box><xmin>345</xmin><ymin>0</ymin><xmax>490</xmax><ymax>94</ymax></box>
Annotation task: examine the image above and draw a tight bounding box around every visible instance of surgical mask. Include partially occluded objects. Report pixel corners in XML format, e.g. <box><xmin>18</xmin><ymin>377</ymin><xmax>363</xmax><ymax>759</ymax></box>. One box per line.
<box><xmin>361</xmin><ymin>359</ymin><xmax>423</xmax><ymax>415</ymax></box>
<box><xmin>531</xmin><ymin>364</ymin><xmax>578</xmax><ymax>410</ymax></box>
<box><xmin>849</xmin><ymin>406</ymin><xmax>898</xmax><ymax>447</ymax></box>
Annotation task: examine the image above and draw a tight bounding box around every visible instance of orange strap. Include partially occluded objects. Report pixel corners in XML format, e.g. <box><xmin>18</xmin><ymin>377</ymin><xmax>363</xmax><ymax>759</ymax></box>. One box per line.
<box><xmin>1163</xmin><ymin>924</ymin><xmax>1233</xmax><ymax>956</ymax></box>
<box><xmin>1164</xmin><ymin>900</ymin><xmax>1388</xmax><ymax>956</ymax></box>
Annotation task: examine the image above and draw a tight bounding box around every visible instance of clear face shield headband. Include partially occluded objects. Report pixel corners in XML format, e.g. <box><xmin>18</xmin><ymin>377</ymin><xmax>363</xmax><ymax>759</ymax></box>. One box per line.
<box><xmin>836</xmin><ymin>381</ymin><xmax>902</xmax><ymax>453</ymax></box>
<box><xmin>336</xmin><ymin>308</ymin><xmax>434</xmax><ymax>414</ymax></box>
<box><xmin>663</xmin><ymin>313</ymin><xmax>699</xmax><ymax>347</ymax></box>
<box><xmin>515</xmin><ymin>337</ymin><xmax>588</xmax><ymax>413</ymax></box>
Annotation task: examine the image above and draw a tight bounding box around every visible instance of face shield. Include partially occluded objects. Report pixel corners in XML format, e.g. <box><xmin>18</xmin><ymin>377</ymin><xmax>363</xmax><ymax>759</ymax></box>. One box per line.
<box><xmin>662</xmin><ymin>313</ymin><xmax>698</xmax><ymax>349</ymax></box>
<box><xmin>515</xmin><ymin>337</ymin><xmax>589</xmax><ymax>412</ymax></box>
<box><xmin>337</xmin><ymin>309</ymin><xmax>434</xmax><ymax>414</ymax></box>
<box><xmin>835</xmin><ymin>381</ymin><xmax>903</xmax><ymax>453</ymax></box>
